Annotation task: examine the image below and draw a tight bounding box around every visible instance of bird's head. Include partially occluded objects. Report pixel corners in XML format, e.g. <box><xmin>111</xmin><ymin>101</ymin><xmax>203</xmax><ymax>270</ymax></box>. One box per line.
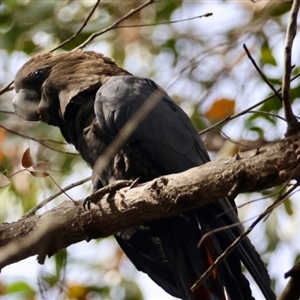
<box><xmin>13</xmin><ymin>53</ymin><xmax>53</xmax><ymax>122</ymax></box>
<box><xmin>13</xmin><ymin>51</ymin><xmax>131</xmax><ymax>126</ymax></box>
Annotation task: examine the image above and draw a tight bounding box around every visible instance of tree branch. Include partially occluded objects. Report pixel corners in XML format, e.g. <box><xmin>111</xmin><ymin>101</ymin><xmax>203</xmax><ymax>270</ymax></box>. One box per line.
<box><xmin>50</xmin><ymin>0</ymin><xmax>101</xmax><ymax>52</ymax></box>
<box><xmin>282</xmin><ymin>0</ymin><xmax>300</xmax><ymax>135</ymax></box>
<box><xmin>1</xmin><ymin>134</ymin><xmax>300</xmax><ymax>270</ymax></box>
<box><xmin>279</xmin><ymin>259</ymin><xmax>300</xmax><ymax>300</ymax></box>
<box><xmin>243</xmin><ymin>43</ymin><xmax>282</xmax><ymax>102</ymax></box>
<box><xmin>74</xmin><ymin>0</ymin><xmax>156</xmax><ymax>51</ymax></box>
<box><xmin>0</xmin><ymin>80</ymin><xmax>13</xmax><ymax>96</ymax></box>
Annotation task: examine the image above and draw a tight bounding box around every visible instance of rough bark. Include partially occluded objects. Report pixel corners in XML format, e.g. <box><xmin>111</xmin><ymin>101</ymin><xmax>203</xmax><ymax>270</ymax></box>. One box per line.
<box><xmin>0</xmin><ymin>134</ymin><xmax>300</xmax><ymax>270</ymax></box>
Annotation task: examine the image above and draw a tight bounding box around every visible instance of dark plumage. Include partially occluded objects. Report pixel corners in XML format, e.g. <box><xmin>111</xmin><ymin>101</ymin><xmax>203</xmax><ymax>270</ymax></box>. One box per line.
<box><xmin>13</xmin><ymin>51</ymin><xmax>275</xmax><ymax>300</ymax></box>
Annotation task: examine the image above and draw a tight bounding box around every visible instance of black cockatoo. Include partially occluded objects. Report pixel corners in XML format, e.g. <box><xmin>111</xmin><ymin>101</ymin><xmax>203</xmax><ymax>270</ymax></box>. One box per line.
<box><xmin>13</xmin><ymin>51</ymin><xmax>275</xmax><ymax>300</ymax></box>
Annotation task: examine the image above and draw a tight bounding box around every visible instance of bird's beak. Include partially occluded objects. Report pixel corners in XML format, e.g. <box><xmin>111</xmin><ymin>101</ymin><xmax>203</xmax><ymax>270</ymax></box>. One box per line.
<box><xmin>12</xmin><ymin>89</ymin><xmax>40</xmax><ymax>121</ymax></box>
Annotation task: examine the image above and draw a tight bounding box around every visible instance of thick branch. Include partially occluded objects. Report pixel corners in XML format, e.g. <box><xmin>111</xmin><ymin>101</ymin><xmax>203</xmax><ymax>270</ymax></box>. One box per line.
<box><xmin>1</xmin><ymin>135</ymin><xmax>300</xmax><ymax>269</ymax></box>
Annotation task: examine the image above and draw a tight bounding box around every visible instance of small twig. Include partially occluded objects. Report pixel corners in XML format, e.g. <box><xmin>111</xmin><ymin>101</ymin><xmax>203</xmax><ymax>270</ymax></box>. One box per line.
<box><xmin>243</xmin><ymin>44</ymin><xmax>282</xmax><ymax>102</ymax></box>
<box><xmin>23</xmin><ymin>176</ymin><xmax>91</xmax><ymax>218</ymax></box>
<box><xmin>50</xmin><ymin>0</ymin><xmax>101</xmax><ymax>52</ymax></box>
<box><xmin>0</xmin><ymin>80</ymin><xmax>14</xmax><ymax>96</ymax></box>
<box><xmin>73</xmin><ymin>0</ymin><xmax>156</xmax><ymax>50</ymax></box>
<box><xmin>204</xmin><ymin>186</ymin><xmax>298</xmax><ymax>241</ymax></box>
<box><xmin>219</xmin><ymin>130</ymin><xmax>260</xmax><ymax>150</ymax></box>
<box><xmin>191</xmin><ymin>183</ymin><xmax>299</xmax><ymax>292</ymax></box>
<box><xmin>39</xmin><ymin>139</ymin><xmax>67</xmax><ymax>145</ymax></box>
<box><xmin>282</xmin><ymin>0</ymin><xmax>300</xmax><ymax>135</ymax></box>
<box><xmin>47</xmin><ymin>174</ymin><xmax>74</xmax><ymax>202</ymax></box>
<box><xmin>0</xmin><ymin>124</ymin><xmax>78</xmax><ymax>155</ymax></box>
<box><xmin>247</xmin><ymin>110</ymin><xmax>286</xmax><ymax>122</ymax></box>
<box><xmin>115</xmin><ymin>13</ymin><xmax>213</xmax><ymax>29</ymax></box>
<box><xmin>0</xmin><ymin>110</ymin><xmax>14</xmax><ymax>115</ymax></box>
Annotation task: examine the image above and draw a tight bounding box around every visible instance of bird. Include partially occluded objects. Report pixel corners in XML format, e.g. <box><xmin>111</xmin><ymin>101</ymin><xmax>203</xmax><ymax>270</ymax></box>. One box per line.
<box><xmin>13</xmin><ymin>51</ymin><xmax>275</xmax><ymax>300</ymax></box>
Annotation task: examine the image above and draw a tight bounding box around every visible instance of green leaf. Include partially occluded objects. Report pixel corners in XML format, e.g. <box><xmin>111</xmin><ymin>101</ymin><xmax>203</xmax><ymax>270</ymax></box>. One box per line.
<box><xmin>245</xmin><ymin>126</ymin><xmax>264</xmax><ymax>137</ymax></box>
<box><xmin>54</xmin><ymin>249</ymin><xmax>67</xmax><ymax>278</ymax></box>
<box><xmin>247</xmin><ymin>95</ymin><xmax>282</xmax><ymax>124</ymax></box>
<box><xmin>270</xmin><ymin>2</ymin><xmax>292</xmax><ymax>17</ymax></box>
<box><xmin>190</xmin><ymin>103</ymin><xmax>208</xmax><ymax>131</ymax></box>
<box><xmin>260</xmin><ymin>46</ymin><xmax>277</xmax><ymax>66</ymax></box>
<box><xmin>283</xmin><ymin>198</ymin><xmax>293</xmax><ymax>216</ymax></box>
<box><xmin>290</xmin><ymin>83</ymin><xmax>300</xmax><ymax>102</ymax></box>
<box><xmin>6</xmin><ymin>281</ymin><xmax>35</xmax><ymax>297</ymax></box>
<box><xmin>42</xmin><ymin>275</ymin><xmax>59</xmax><ymax>288</ymax></box>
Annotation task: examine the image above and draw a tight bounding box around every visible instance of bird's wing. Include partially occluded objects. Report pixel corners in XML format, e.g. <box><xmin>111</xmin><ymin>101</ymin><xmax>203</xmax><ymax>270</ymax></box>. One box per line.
<box><xmin>94</xmin><ymin>75</ymin><xmax>275</xmax><ymax>300</ymax></box>
<box><xmin>94</xmin><ymin>75</ymin><xmax>210</xmax><ymax>172</ymax></box>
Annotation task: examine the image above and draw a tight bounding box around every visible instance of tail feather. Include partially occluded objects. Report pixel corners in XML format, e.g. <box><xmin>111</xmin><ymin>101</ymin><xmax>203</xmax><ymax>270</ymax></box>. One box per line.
<box><xmin>197</xmin><ymin>198</ymin><xmax>275</xmax><ymax>300</ymax></box>
<box><xmin>238</xmin><ymin>237</ymin><xmax>275</xmax><ymax>300</ymax></box>
<box><xmin>114</xmin><ymin>198</ymin><xmax>275</xmax><ymax>300</ymax></box>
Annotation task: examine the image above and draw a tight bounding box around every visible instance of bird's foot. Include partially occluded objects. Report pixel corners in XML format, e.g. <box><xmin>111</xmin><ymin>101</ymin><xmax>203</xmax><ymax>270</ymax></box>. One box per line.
<box><xmin>83</xmin><ymin>180</ymin><xmax>136</xmax><ymax>210</ymax></box>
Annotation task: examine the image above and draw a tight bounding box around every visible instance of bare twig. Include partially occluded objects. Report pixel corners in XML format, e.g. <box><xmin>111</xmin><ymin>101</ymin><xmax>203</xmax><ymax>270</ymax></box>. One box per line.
<box><xmin>48</xmin><ymin>174</ymin><xmax>74</xmax><ymax>202</ymax></box>
<box><xmin>38</xmin><ymin>139</ymin><xmax>66</xmax><ymax>145</ymax></box>
<box><xmin>0</xmin><ymin>110</ymin><xmax>14</xmax><ymax>115</ymax></box>
<box><xmin>243</xmin><ymin>44</ymin><xmax>282</xmax><ymax>102</ymax></box>
<box><xmin>73</xmin><ymin>0</ymin><xmax>156</xmax><ymax>50</ymax></box>
<box><xmin>115</xmin><ymin>12</ymin><xmax>213</xmax><ymax>29</ymax></box>
<box><xmin>247</xmin><ymin>110</ymin><xmax>286</xmax><ymax>122</ymax></box>
<box><xmin>282</xmin><ymin>0</ymin><xmax>300</xmax><ymax>135</ymax></box>
<box><xmin>0</xmin><ymin>124</ymin><xmax>78</xmax><ymax>155</ymax></box>
<box><xmin>50</xmin><ymin>0</ymin><xmax>101</xmax><ymax>52</ymax></box>
<box><xmin>191</xmin><ymin>183</ymin><xmax>300</xmax><ymax>292</ymax></box>
<box><xmin>0</xmin><ymin>80</ymin><xmax>14</xmax><ymax>96</ymax></box>
<box><xmin>24</xmin><ymin>176</ymin><xmax>91</xmax><ymax>218</ymax></box>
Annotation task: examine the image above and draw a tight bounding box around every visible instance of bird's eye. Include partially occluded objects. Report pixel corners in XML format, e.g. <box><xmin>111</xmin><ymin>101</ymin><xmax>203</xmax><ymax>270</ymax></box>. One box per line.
<box><xmin>34</xmin><ymin>69</ymin><xmax>44</xmax><ymax>78</ymax></box>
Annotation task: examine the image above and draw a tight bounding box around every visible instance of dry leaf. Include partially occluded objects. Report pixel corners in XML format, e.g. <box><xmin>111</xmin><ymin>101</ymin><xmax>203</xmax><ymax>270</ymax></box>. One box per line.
<box><xmin>30</xmin><ymin>171</ymin><xmax>49</xmax><ymax>178</ymax></box>
<box><xmin>21</xmin><ymin>148</ymin><xmax>34</xmax><ymax>168</ymax></box>
<box><xmin>0</xmin><ymin>127</ymin><xmax>6</xmax><ymax>143</ymax></box>
<box><xmin>205</xmin><ymin>98</ymin><xmax>235</xmax><ymax>122</ymax></box>
<box><xmin>35</xmin><ymin>161</ymin><xmax>50</xmax><ymax>170</ymax></box>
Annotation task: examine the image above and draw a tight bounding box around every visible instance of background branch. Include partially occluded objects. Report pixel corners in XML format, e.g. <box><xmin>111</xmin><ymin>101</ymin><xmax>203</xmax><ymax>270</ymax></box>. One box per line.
<box><xmin>50</xmin><ymin>0</ymin><xmax>101</xmax><ymax>52</ymax></box>
<box><xmin>74</xmin><ymin>0</ymin><xmax>156</xmax><ymax>50</ymax></box>
<box><xmin>282</xmin><ymin>0</ymin><xmax>300</xmax><ymax>135</ymax></box>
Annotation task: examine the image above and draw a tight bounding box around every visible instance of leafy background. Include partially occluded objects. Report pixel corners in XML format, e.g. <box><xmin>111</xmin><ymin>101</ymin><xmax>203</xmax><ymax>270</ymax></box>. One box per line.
<box><xmin>1</xmin><ymin>0</ymin><xmax>300</xmax><ymax>299</ymax></box>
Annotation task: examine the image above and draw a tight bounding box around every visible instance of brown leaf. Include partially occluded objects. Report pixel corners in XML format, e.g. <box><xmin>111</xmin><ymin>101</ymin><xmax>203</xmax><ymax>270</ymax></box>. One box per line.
<box><xmin>22</xmin><ymin>148</ymin><xmax>34</xmax><ymax>168</ymax></box>
<box><xmin>30</xmin><ymin>171</ymin><xmax>49</xmax><ymax>178</ymax></box>
<box><xmin>205</xmin><ymin>98</ymin><xmax>235</xmax><ymax>122</ymax></box>
<box><xmin>35</xmin><ymin>161</ymin><xmax>50</xmax><ymax>170</ymax></box>
<box><xmin>0</xmin><ymin>127</ymin><xmax>6</xmax><ymax>143</ymax></box>
<box><xmin>0</xmin><ymin>173</ymin><xmax>11</xmax><ymax>188</ymax></box>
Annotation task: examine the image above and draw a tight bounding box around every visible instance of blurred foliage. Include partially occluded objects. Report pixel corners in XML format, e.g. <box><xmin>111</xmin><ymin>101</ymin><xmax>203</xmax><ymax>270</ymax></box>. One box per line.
<box><xmin>0</xmin><ymin>0</ymin><xmax>300</xmax><ymax>299</ymax></box>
